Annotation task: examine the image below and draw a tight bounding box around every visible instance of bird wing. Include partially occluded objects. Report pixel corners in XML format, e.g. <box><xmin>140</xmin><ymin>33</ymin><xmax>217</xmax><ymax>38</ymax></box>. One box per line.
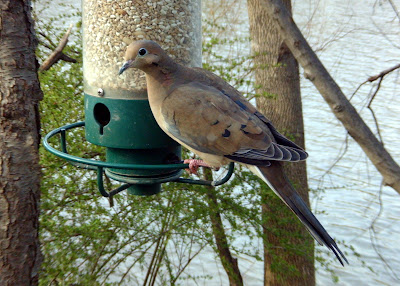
<box><xmin>161</xmin><ymin>81</ymin><xmax>306</xmax><ymax>164</ymax></box>
<box><xmin>191</xmin><ymin>67</ymin><xmax>307</xmax><ymax>162</ymax></box>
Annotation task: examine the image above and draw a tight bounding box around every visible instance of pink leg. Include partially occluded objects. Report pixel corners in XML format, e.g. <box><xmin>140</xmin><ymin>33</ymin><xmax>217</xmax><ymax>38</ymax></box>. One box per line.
<box><xmin>183</xmin><ymin>159</ymin><xmax>213</xmax><ymax>175</ymax></box>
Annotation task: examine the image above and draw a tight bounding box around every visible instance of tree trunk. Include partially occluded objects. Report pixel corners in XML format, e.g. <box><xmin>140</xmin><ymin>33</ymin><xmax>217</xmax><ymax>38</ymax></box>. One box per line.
<box><xmin>247</xmin><ymin>0</ymin><xmax>315</xmax><ymax>285</ymax></box>
<box><xmin>0</xmin><ymin>0</ymin><xmax>43</xmax><ymax>285</ymax></box>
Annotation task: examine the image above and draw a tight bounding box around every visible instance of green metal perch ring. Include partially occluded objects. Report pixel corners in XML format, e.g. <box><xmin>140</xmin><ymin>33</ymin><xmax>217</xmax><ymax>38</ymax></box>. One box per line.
<box><xmin>42</xmin><ymin>121</ymin><xmax>235</xmax><ymax>198</ymax></box>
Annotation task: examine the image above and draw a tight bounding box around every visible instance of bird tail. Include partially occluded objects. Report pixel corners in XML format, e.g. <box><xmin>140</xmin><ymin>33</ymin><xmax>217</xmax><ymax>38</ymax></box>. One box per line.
<box><xmin>248</xmin><ymin>162</ymin><xmax>348</xmax><ymax>266</ymax></box>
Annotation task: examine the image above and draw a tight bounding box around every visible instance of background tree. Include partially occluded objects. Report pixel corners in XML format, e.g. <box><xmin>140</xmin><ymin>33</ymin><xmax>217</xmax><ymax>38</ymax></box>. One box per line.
<box><xmin>0</xmin><ymin>0</ymin><xmax>42</xmax><ymax>285</ymax></box>
<box><xmin>248</xmin><ymin>0</ymin><xmax>315</xmax><ymax>285</ymax></box>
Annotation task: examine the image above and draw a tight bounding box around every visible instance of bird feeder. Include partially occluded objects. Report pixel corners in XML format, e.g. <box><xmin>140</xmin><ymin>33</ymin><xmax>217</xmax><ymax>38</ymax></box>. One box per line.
<box><xmin>43</xmin><ymin>0</ymin><xmax>234</xmax><ymax>197</ymax></box>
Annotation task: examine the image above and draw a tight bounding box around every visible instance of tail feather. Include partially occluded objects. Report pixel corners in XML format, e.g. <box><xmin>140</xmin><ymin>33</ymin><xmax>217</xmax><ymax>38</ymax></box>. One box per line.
<box><xmin>248</xmin><ymin>163</ymin><xmax>348</xmax><ymax>266</ymax></box>
<box><xmin>285</xmin><ymin>147</ymin><xmax>300</xmax><ymax>161</ymax></box>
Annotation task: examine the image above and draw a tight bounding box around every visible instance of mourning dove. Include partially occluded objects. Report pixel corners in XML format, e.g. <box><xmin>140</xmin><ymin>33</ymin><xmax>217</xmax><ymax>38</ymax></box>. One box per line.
<box><xmin>119</xmin><ymin>40</ymin><xmax>348</xmax><ymax>265</ymax></box>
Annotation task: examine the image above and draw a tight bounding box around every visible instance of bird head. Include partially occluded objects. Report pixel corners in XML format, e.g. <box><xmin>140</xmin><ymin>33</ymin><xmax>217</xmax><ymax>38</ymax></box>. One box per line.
<box><xmin>119</xmin><ymin>40</ymin><xmax>164</xmax><ymax>75</ymax></box>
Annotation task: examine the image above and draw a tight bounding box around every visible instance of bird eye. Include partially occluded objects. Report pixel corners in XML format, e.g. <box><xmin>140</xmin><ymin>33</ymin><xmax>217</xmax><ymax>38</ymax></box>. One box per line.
<box><xmin>138</xmin><ymin>48</ymin><xmax>147</xmax><ymax>56</ymax></box>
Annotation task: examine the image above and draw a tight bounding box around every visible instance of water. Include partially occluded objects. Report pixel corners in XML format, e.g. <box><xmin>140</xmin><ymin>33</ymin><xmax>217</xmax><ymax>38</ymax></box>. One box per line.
<box><xmin>36</xmin><ymin>0</ymin><xmax>400</xmax><ymax>284</ymax></box>
<box><xmin>293</xmin><ymin>1</ymin><xmax>400</xmax><ymax>285</ymax></box>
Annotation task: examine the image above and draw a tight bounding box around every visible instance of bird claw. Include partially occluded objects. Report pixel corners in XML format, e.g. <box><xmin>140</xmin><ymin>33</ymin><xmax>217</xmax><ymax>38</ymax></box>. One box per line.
<box><xmin>183</xmin><ymin>159</ymin><xmax>214</xmax><ymax>175</ymax></box>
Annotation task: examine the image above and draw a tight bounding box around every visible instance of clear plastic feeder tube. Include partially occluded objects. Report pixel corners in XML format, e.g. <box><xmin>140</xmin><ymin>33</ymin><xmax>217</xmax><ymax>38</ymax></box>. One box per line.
<box><xmin>82</xmin><ymin>0</ymin><xmax>202</xmax><ymax>99</ymax></box>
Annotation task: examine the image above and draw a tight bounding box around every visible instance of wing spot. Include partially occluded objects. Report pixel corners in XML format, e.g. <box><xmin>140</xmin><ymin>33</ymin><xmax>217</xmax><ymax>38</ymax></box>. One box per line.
<box><xmin>222</xmin><ymin>129</ymin><xmax>231</xmax><ymax>138</ymax></box>
<box><xmin>211</xmin><ymin>120</ymin><xmax>219</xmax><ymax>125</ymax></box>
<box><xmin>241</xmin><ymin>124</ymin><xmax>249</xmax><ymax>134</ymax></box>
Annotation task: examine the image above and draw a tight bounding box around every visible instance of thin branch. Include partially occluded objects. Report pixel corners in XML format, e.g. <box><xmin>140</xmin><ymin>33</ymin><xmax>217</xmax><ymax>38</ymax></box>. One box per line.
<box><xmin>367</xmin><ymin>63</ymin><xmax>400</xmax><ymax>82</ymax></box>
<box><xmin>368</xmin><ymin>181</ymin><xmax>400</xmax><ymax>281</ymax></box>
<box><xmin>204</xmin><ymin>169</ymin><xmax>243</xmax><ymax>286</ymax></box>
<box><xmin>388</xmin><ymin>0</ymin><xmax>400</xmax><ymax>23</ymax></box>
<box><xmin>350</xmin><ymin>63</ymin><xmax>400</xmax><ymax>142</ymax></box>
<box><xmin>171</xmin><ymin>241</ymin><xmax>207</xmax><ymax>284</ymax></box>
<box><xmin>349</xmin><ymin>79</ymin><xmax>368</xmax><ymax>101</ymax></box>
<box><xmin>367</xmin><ymin>77</ymin><xmax>384</xmax><ymax>143</ymax></box>
<box><xmin>317</xmin><ymin>134</ymin><xmax>350</xmax><ymax>188</ymax></box>
<box><xmin>371</xmin><ymin>19</ymin><xmax>400</xmax><ymax>50</ymax></box>
<box><xmin>38</xmin><ymin>31</ymin><xmax>58</xmax><ymax>50</ymax></box>
<box><xmin>114</xmin><ymin>242</ymin><xmax>157</xmax><ymax>285</ymax></box>
<box><xmin>39</xmin><ymin>24</ymin><xmax>76</xmax><ymax>71</ymax></box>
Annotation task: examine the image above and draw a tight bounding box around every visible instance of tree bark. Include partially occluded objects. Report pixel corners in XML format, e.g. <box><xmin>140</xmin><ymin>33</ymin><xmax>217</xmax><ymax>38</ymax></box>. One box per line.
<box><xmin>259</xmin><ymin>0</ymin><xmax>400</xmax><ymax>194</ymax></box>
<box><xmin>0</xmin><ymin>0</ymin><xmax>43</xmax><ymax>285</ymax></box>
<box><xmin>248</xmin><ymin>0</ymin><xmax>315</xmax><ymax>285</ymax></box>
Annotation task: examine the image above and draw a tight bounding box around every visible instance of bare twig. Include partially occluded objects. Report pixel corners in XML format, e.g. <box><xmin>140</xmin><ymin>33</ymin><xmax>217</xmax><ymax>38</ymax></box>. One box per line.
<box><xmin>170</xmin><ymin>237</ymin><xmax>207</xmax><ymax>284</ymax></box>
<box><xmin>317</xmin><ymin>134</ymin><xmax>350</xmax><ymax>188</ymax></box>
<box><xmin>349</xmin><ymin>79</ymin><xmax>368</xmax><ymax>101</ymax></box>
<box><xmin>371</xmin><ymin>19</ymin><xmax>400</xmax><ymax>50</ymax></box>
<box><xmin>39</xmin><ymin>24</ymin><xmax>76</xmax><ymax>71</ymax></box>
<box><xmin>364</xmin><ymin>64</ymin><xmax>400</xmax><ymax>143</ymax></box>
<box><xmin>369</xmin><ymin>181</ymin><xmax>400</xmax><ymax>281</ymax></box>
<box><xmin>350</xmin><ymin>63</ymin><xmax>400</xmax><ymax>142</ymax></box>
<box><xmin>367</xmin><ymin>63</ymin><xmax>400</xmax><ymax>82</ymax></box>
<box><xmin>367</xmin><ymin>77</ymin><xmax>384</xmax><ymax>143</ymax></box>
<box><xmin>388</xmin><ymin>0</ymin><xmax>400</xmax><ymax>23</ymax></box>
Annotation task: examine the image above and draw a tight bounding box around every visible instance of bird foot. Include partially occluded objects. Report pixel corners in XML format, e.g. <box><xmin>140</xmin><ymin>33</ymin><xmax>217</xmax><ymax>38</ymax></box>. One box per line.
<box><xmin>183</xmin><ymin>159</ymin><xmax>215</xmax><ymax>175</ymax></box>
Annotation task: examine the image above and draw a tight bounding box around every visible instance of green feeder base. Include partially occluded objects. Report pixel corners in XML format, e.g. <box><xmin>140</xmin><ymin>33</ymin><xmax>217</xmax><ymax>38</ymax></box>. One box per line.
<box><xmin>127</xmin><ymin>184</ymin><xmax>161</xmax><ymax>196</ymax></box>
<box><xmin>104</xmin><ymin>167</ymin><xmax>182</xmax><ymax>196</ymax></box>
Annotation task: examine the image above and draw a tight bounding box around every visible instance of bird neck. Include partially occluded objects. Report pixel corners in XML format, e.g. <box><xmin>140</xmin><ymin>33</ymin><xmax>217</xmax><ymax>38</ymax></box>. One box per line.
<box><xmin>144</xmin><ymin>58</ymin><xmax>185</xmax><ymax>89</ymax></box>
<box><xmin>141</xmin><ymin>55</ymin><xmax>178</xmax><ymax>77</ymax></box>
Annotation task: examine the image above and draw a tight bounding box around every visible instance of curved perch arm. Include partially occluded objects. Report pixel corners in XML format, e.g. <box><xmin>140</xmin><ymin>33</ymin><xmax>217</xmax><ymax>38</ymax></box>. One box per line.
<box><xmin>43</xmin><ymin>121</ymin><xmax>236</xmax><ymax>198</ymax></box>
<box><xmin>174</xmin><ymin>162</ymin><xmax>235</xmax><ymax>187</ymax></box>
<box><xmin>97</xmin><ymin>166</ymin><xmax>132</xmax><ymax>198</ymax></box>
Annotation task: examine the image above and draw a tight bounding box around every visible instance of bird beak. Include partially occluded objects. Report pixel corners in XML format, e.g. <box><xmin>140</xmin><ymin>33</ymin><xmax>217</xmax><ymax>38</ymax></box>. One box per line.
<box><xmin>119</xmin><ymin>60</ymin><xmax>132</xmax><ymax>75</ymax></box>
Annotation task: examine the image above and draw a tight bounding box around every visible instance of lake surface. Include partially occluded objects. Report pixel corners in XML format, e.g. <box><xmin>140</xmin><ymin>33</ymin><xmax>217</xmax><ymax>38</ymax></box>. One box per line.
<box><xmin>295</xmin><ymin>1</ymin><xmax>400</xmax><ymax>285</ymax></box>
<box><xmin>36</xmin><ymin>0</ymin><xmax>400</xmax><ymax>285</ymax></box>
